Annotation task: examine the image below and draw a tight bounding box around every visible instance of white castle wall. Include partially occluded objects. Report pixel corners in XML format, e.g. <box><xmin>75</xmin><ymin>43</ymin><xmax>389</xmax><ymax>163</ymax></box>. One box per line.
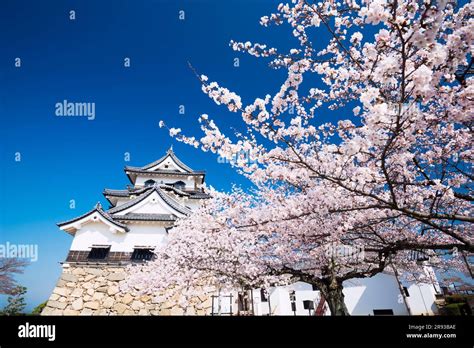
<box><xmin>70</xmin><ymin>222</ymin><xmax>168</xmax><ymax>252</ymax></box>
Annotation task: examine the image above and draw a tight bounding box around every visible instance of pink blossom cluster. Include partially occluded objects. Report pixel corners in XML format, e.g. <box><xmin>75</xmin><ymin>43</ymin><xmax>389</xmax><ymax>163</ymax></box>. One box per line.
<box><xmin>140</xmin><ymin>0</ymin><xmax>473</xmax><ymax>314</ymax></box>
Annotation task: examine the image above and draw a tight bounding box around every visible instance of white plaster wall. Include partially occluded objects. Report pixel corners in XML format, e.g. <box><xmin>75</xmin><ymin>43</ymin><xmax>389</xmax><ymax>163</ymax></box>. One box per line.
<box><xmin>244</xmin><ymin>288</ymin><xmax>292</xmax><ymax>316</ymax></box>
<box><xmin>343</xmin><ymin>273</ymin><xmax>409</xmax><ymax>315</ymax></box>
<box><xmin>113</xmin><ymin>198</ymin><xmax>130</xmax><ymax>207</ymax></box>
<box><xmin>269</xmin><ymin>287</ymin><xmax>293</xmax><ymax>315</ymax></box>
<box><xmin>149</xmin><ymin>156</ymin><xmax>186</xmax><ymax>172</ymax></box>
<box><xmin>70</xmin><ymin>222</ymin><xmax>168</xmax><ymax>252</ymax></box>
<box><xmin>251</xmin><ymin>275</ymin><xmax>437</xmax><ymax>316</ymax></box>
<box><xmin>182</xmin><ymin>199</ymin><xmax>202</xmax><ymax>211</ymax></box>
<box><xmin>406</xmin><ymin>282</ymin><xmax>438</xmax><ymax>315</ymax></box>
<box><xmin>252</xmin><ymin>283</ymin><xmax>327</xmax><ymax>316</ymax></box>
<box><xmin>114</xmin><ymin>191</ymin><xmax>184</xmax><ymax>217</ymax></box>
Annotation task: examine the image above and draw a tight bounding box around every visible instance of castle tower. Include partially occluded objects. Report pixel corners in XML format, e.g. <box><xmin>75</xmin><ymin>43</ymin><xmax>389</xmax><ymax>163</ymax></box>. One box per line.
<box><xmin>42</xmin><ymin>148</ymin><xmax>212</xmax><ymax>315</ymax></box>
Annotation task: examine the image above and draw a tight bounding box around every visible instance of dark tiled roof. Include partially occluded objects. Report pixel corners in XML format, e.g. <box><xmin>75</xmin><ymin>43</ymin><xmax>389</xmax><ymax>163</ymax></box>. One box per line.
<box><xmin>111</xmin><ymin>213</ymin><xmax>177</xmax><ymax>221</ymax></box>
<box><xmin>158</xmin><ymin>185</ymin><xmax>190</xmax><ymax>196</ymax></box>
<box><xmin>103</xmin><ymin>184</ymin><xmax>211</xmax><ymax>206</ymax></box>
<box><xmin>188</xmin><ymin>192</ymin><xmax>211</xmax><ymax>199</ymax></box>
<box><xmin>103</xmin><ymin>186</ymin><xmax>150</xmax><ymax>197</ymax></box>
<box><xmin>57</xmin><ymin>202</ymin><xmax>129</xmax><ymax>232</ymax></box>
<box><xmin>103</xmin><ymin>189</ymin><xmax>129</xmax><ymax>197</ymax></box>
<box><xmin>104</xmin><ymin>184</ymin><xmax>209</xmax><ymax>201</ymax></box>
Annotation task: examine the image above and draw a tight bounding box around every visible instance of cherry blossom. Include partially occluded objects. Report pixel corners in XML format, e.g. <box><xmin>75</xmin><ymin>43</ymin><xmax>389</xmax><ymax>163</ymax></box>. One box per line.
<box><xmin>141</xmin><ymin>0</ymin><xmax>473</xmax><ymax>315</ymax></box>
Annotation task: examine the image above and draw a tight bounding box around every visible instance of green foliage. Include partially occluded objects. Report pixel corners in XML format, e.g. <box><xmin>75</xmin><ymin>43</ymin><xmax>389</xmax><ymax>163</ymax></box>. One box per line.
<box><xmin>442</xmin><ymin>303</ymin><xmax>465</xmax><ymax>316</ymax></box>
<box><xmin>31</xmin><ymin>301</ymin><xmax>47</xmax><ymax>315</ymax></box>
<box><xmin>445</xmin><ymin>294</ymin><xmax>473</xmax><ymax>305</ymax></box>
<box><xmin>0</xmin><ymin>286</ymin><xmax>27</xmax><ymax>316</ymax></box>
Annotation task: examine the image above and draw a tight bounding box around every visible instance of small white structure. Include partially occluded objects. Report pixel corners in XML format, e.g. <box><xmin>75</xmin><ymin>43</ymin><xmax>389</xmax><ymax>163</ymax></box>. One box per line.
<box><xmin>48</xmin><ymin>148</ymin><xmax>441</xmax><ymax>316</ymax></box>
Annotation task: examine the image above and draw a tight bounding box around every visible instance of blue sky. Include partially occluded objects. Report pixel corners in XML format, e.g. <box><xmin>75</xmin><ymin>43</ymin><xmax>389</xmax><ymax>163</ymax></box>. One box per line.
<box><xmin>2</xmin><ymin>0</ymin><xmax>469</xmax><ymax>311</ymax></box>
<box><xmin>0</xmin><ymin>0</ymin><xmax>306</xmax><ymax>310</ymax></box>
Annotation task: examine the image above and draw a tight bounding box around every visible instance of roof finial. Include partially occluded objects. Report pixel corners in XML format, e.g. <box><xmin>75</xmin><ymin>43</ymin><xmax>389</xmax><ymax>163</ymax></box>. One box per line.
<box><xmin>168</xmin><ymin>145</ymin><xmax>174</xmax><ymax>153</ymax></box>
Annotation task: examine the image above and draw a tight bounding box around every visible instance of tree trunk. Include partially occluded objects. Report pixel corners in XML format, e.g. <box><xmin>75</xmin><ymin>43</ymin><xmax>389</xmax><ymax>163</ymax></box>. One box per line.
<box><xmin>321</xmin><ymin>278</ymin><xmax>349</xmax><ymax>316</ymax></box>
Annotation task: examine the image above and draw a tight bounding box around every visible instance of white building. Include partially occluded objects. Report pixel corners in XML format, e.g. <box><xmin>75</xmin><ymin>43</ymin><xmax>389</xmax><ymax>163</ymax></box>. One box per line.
<box><xmin>43</xmin><ymin>148</ymin><xmax>441</xmax><ymax>316</ymax></box>
<box><xmin>57</xmin><ymin>147</ymin><xmax>208</xmax><ymax>264</ymax></box>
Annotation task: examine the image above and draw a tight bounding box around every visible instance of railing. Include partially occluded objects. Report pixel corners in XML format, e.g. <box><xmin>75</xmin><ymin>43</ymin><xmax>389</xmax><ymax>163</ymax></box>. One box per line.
<box><xmin>315</xmin><ymin>295</ymin><xmax>327</xmax><ymax>316</ymax></box>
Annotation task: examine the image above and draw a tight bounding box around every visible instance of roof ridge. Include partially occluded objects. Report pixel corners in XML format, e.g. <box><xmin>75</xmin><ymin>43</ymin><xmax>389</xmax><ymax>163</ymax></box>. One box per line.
<box><xmin>124</xmin><ymin>167</ymin><xmax>205</xmax><ymax>175</ymax></box>
<box><xmin>140</xmin><ymin>149</ymin><xmax>194</xmax><ymax>172</ymax></box>
<box><xmin>57</xmin><ymin>203</ymin><xmax>129</xmax><ymax>232</ymax></box>
<box><xmin>111</xmin><ymin>212</ymin><xmax>177</xmax><ymax>222</ymax></box>
<box><xmin>107</xmin><ymin>185</ymin><xmax>191</xmax><ymax>216</ymax></box>
<box><xmin>155</xmin><ymin>186</ymin><xmax>192</xmax><ymax>215</ymax></box>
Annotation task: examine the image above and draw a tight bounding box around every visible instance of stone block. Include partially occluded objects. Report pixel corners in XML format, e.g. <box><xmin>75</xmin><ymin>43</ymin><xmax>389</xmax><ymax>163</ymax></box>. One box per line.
<box><xmin>48</xmin><ymin>300</ymin><xmax>67</xmax><ymax>310</ymax></box>
<box><xmin>102</xmin><ymin>297</ymin><xmax>115</xmax><ymax>308</ymax></box>
<box><xmin>122</xmin><ymin>293</ymin><xmax>134</xmax><ymax>305</ymax></box>
<box><xmin>107</xmin><ymin>272</ymin><xmax>126</xmax><ymax>281</ymax></box>
<box><xmin>93</xmin><ymin>292</ymin><xmax>105</xmax><ymax>301</ymax></box>
<box><xmin>70</xmin><ymin>288</ymin><xmax>84</xmax><ymax>298</ymax></box>
<box><xmin>61</xmin><ymin>273</ymin><xmax>78</xmax><ymax>282</ymax></box>
<box><xmin>113</xmin><ymin>303</ymin><xmax>128</xmax><ymax>314</ymax></box>
<box><xmin>71</xmin><ymin>298</ymin><xmax>83</xmax><ymax>311</ymax></box>
<box><xmin>53</xmin><ymin>287</ymin><xmax>70</xmax><ymax>297</ymax></box>
<box><xmin>131</xmin><ymin>301</ymin><xmax>144</xmax><ymax>310</ymax></box>
<box><xmin>84</xmin><ymin>301</ymin><xmax>100</xmax><ymax>310</ymax></box>
<box><xmin>63</xmin><ymin>309</ymin><xmax>80</xmax><ymax>316</ymax></box>
<box><xmin>107</xmin><ymin>286</ymin><xmax>120</xmax><ymax>296</ymax></box>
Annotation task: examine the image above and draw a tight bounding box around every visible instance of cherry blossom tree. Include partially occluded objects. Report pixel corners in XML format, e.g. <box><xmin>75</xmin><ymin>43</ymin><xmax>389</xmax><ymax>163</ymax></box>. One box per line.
<box><xmin>0</xmin><ymin>258</ymin><xmax>27</xmax><ymax>295</ymax></box>
<box><xmin>126</xmin><ymin>183</ymin><xmax>467</xmax><ymax>315</ymax></box>
<box><xmin>129</xmin><ymin>0</ymin><xmax>473</xmax><ymax>315</ymax></box>
<box><xmin>163</xmin><ymin>0</ymin><xmax>473</xmax><ymax>253</ymax></box>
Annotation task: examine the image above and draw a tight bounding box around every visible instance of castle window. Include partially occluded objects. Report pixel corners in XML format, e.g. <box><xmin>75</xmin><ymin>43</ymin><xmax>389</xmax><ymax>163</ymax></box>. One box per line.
<box><xmin>131</xmin><ymin>248</ymin><xmax>155</xmax><ymax>261</ymax></box>
<box><xmin>173</xmin><ymin>181</ymin><xmax>186</xmax><ymax>190</ymax></box>
<box><xmin>373</xmin><ymin>309</ymin><xmax>394</xmax><ymax>315</ymax></box>
<box><xmin>88</xmin><ymin>246</ymin><xmax>110</xmax><ymax>260</ymax></box>
<box><xmin>144</xmin><ymin>179</ymin><xmax>156</xmax><ymax>187</ymax></box>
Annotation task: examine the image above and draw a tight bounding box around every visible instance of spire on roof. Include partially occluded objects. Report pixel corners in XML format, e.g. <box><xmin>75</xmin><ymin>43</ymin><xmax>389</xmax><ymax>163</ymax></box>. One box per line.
<box><xmin>167</xmin><ymin>145</ymin><xmax>174</xmax><ymax>153</ymax></box>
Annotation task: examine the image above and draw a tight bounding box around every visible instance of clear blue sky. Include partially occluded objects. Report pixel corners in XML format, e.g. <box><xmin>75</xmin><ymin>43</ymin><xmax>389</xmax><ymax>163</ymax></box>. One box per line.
<box><xmin>1</xmin><ymin>0</ymin><xmax>471</xmax><ymax>312</ymax></box>
<box><xmin>0</xmin><ymin>0</ymin><xmax>310</xmax><ymax>311</ymax></box>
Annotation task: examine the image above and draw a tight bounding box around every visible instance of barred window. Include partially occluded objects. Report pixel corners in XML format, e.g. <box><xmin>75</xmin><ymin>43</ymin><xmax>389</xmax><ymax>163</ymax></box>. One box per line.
<box><xmin>88</xmin><ymin>247</ymin><xmax>110</xmax><ymax>260</ymax></box>
<box><xmin>131</xmin><ymin>248</ymin><xmax>154</xmax><ymax>261</ymax></box>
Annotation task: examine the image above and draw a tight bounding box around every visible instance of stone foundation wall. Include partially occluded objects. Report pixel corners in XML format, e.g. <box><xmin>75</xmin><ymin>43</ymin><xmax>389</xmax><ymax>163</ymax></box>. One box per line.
<box><xmin>42</xmin><ymin>264</ymin><xmax>212</xmax><ymax>316</ymax></box>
